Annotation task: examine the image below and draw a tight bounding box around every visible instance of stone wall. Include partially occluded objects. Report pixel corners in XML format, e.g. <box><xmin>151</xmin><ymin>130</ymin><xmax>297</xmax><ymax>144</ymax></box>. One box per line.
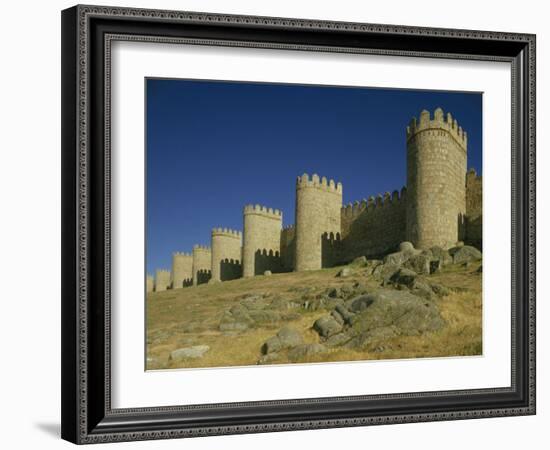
<box><xmin>242</xmin><ymin>205</ymin><xmax>283</xmax><ymax>276</ymax></box>
<box><xmin>154</xmin><ymin>269</ymin><xmax>171</xmax><ymax>292</ymax></box>
<box><xmin>295</xmin><ymin>174</ymin><xmax>343</xmax><ymax>271</ymax></box>
<box><xmin>149</xmin><ymin>108</ymin><xmax>481</xmax><ymax>285</ymax></box>
<box><xmin>211</xmin><ymin>228</ymin><xmax>242</xmax><ymax>281</ymax></box>
<box><xmin>192</xmin><ymin>245</ymin><xmax>211</xmax><ymax>285</ymax></box>
<box><xmin>406</xmin><ymin>108</ymin><xmax>467</xmax><ymax>249</ymax></box>
<box><xmin>465</xmin><ymin>168</ymin><xmax>482</xmax><ymax>249</ymax></box>
<box><xmin>340</xmin><ymin>189</ymin><xmax>407</xmax><ymax>261</ymax></box>
<box><xmin>171</xmin><ymin>252</ymin><xmax>193</xmax><ymax>289</ymax></box>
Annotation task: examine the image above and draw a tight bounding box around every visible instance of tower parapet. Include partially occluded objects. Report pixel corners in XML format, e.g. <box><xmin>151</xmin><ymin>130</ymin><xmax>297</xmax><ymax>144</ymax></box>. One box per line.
<box><xmin>211</xmin><ymin>228</ymin><xmax>242</xmax><ymax>281</ymax></box>
<box><xmin>172</xmin><ymin>252</ymin><xmax>193</xmax><ymax>289</ymax></box>
<box><xmin>242</xmin><ymin>204</ymin><xmax>283</xmax><ymax>277</ymax></box>
<box><xmin>192</xmin><ymin>245</ymin><xmax>212</xmax><ymax>285</ymax></box>
<box><xmin>295</xmin><ymin>173</ymin><xmax>343</xmax><ymax>271</ymax></box>
<box><xmin>406</xmin><ymin>108</ymin><xmax>467</xmax><ymax>151</ymax></box>
<box><xmin>406</xmin><ymin>107</ymin><xmax>467</xmax><ymax>249</ymax></box>
<box><xmin>154</xmin><ymin>269</ymin><xmax>171</xmax><ymax>292</ymax></box>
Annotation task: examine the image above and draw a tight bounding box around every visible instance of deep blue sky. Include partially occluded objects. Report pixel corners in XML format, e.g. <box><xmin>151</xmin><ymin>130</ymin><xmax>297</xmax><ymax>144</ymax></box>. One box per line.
<box><xmin>146</xmin><ymin>79</ymin><xmax>482</xmax><ymax>274</ymax></box>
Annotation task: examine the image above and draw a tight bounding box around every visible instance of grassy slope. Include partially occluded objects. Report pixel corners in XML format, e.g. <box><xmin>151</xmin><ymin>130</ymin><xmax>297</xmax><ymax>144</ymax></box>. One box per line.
<box><xmin>146</xmin><ymin>261</ymin><xmax>482</xmax><ymax>370</ymax></box>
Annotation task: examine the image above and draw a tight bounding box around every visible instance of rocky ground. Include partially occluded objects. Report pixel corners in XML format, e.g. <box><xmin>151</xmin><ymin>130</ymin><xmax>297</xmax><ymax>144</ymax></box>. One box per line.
<box><xmin>146</xmin><ymin>243</ymin><xmax>482</xmax><ymax>370</ymax></box>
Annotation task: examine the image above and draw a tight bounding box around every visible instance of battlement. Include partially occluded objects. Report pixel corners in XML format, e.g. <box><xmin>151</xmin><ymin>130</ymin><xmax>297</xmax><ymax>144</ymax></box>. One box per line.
<box><xmin>341</xmin><ymin>187</ymin><xmax>406</xmax><ymax>219</ymax></box>
<box><xmin>406</xmin><ymin>108</ymin><xmax>467</xmax><ymax>150</ymax></box>
<box><xmin>211</xmin><ymin>227</ymin><xmax>242</xmax><ymax>238</ymax></box>
<box><xmin>243</xmin><ymin>204</ymin><xmax>282</xmax><ymax>220</ymax></box>
<box><xmin>282</xmin><ymin>224</ymin><xmax>295</xmax><ymax>231</ymax></box>
<box><xmin>173</xmin><ymin>251</ymin><xmax>192</xmax><ymax>257</ymax></box>
<box><xmin>193</xmin><ymin>244</ymin><xmax>211</xmax><ymax>252</ymax></box>
<box><xmin>156</xmin><ymin>269</ymin><xmax>170</xmax><ymax>275</ymax></box>
<box><xmin>296</xmin><ymin>173</ymin><xmax>343</xmax><ymax>195</ymax></box>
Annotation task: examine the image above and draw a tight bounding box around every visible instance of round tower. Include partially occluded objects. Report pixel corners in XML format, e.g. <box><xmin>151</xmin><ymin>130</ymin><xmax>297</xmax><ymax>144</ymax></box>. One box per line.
<box><xmin>295</xmin><ymin>173</ymin><xmax>343</xmax><ymax>271</ymax></box>
<box><xmin>146</xmin><ymin>274</ymin><xmax>154</xmax><ymax>294</ymax></box>
<box><xmin>171</xmin><ymin>252</ymin><xmax>193</xmax><ymax>289</ymax></box>
<box><xmin>211</xmin><ymin>228</ymin><xmax>242</xmax><ymax>282</ymax></box>
<box><xmin>154</xmin><ymin>269</ymin><xmax>171</xmax><ymax>292</ymax></box>
<box><xmin>192</xmin><ymin>245</ymin><xmax>211</xmax><ymax>285</ymax></box>
<box><xmin>406</xmin><ymin>108</ymin><xmax>468</xmax><ymax>249</ymax></box>
<box><xmin>242</xmin><ymin>205</ymin><xmax>282</xmax><ymax>277</ymax></box>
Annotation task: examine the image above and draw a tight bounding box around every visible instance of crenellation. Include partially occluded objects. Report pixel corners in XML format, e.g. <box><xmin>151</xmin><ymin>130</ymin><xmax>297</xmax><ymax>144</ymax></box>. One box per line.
<box><xmin>150</xmin><ymin>108</ymin><xmax>479</xmax><ymax>288</ymax></box>
<box><xmin>296</xmin><ymin>173</ymin><xmax>343</xmax><ymax>194</ymax></box>
<box><xmin>406</xmin><ymin>107</ymin><xmax>467</xmax><ymax>151</ymax></box>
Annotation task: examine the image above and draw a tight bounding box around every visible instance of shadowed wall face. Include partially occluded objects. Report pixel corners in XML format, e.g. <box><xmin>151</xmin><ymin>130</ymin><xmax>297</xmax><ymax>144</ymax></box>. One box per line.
<box><xmin>242</xmin><ymin>205</ymin><xmax>282</xmax><ymax>277</ymax></box>
<box><xmin>192</xmin><ymin>246</ymin><xmax>211</xmax><ymax>285</ymax></box>
<box><xmin>171</xmin><ymin>252</ymin><xmax>193</xmax><ymax>289</ymax></box>
<box><xmin>154</xmin><ymin>269</ymin><xmax>171</xmax><ymax>292</ymax></box>
<box><xmin>340</xmin><ymin>189</ymin><xmax>407</xmax><ymax>261</ymax></box>
<box><xmin>280</xmin><ymin>226</ymin><xmax>295</xmax><ymax>271</ymax></box>
<box><xmin>211</xmin><ymin>229</ymin><xmax>242</xmax><ymax>281</ymax></box>
<box><xmin>465</xmin><ymin>169</ymin><xmax>482</xmax><ymax>249</ymax></box>
<box><xmin>295</xmin><ymin>174</ymin><xmax>343</xmax><ymax>271</ymax></box>
<box><xmin>406</xmin><ymin>108</ymin><xmax>467</xmax><ymax>249</ymax></box>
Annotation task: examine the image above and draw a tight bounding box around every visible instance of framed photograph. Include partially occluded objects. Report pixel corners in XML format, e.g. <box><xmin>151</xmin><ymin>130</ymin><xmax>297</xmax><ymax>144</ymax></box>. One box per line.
<box><xmin>61</xmin><ymin>4</ymin><xmax>536</xmax><ymax>444</ymax></box>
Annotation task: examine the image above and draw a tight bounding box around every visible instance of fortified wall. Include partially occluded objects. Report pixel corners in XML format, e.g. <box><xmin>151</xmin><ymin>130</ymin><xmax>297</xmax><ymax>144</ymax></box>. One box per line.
<box><xmin>339</xmin><ymin>188</ymin><xmax>407</xmax><ymax>261</ymax></box>
<box><xmin>149</xmin><ymin>108</ymin><xmax>482</xmax><ymax>293</ymax></box>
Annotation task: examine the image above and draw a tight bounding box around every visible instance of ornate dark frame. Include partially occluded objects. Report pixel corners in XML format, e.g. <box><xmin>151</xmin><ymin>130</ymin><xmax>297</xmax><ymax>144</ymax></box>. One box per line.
<box><xmin>61</xmin><ymin>4</ymin><xmax>536</xmax><ymax>445</ymax></box>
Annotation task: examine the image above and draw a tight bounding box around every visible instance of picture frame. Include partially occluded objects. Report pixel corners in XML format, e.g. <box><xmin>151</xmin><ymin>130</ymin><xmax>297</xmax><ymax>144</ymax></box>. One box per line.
<box><xmin>61</xmin><ymin>4</ymin><xmax>536</xmax><ymax>444</ymax></box>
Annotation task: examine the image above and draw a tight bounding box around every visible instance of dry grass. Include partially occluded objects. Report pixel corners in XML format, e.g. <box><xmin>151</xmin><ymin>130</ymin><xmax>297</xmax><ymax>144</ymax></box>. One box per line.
<box><xmin>146</xmin><ymin>261</ymin><xmax>482</xmax><ymax>370</ymax></box>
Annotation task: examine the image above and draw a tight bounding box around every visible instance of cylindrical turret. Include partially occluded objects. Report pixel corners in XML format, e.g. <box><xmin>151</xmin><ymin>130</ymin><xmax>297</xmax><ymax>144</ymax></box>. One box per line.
<box><xmin>171</xmin><ymin>252</ymin><xmax>193</xmax><ymax>288</ymax></box>
<box><xmin>192</xmin><ymin>245</ymin><xmax>211</xmax><ymax>285</ymax></box>
<box><xmin>242</xmin><ymin>205</ymin><xmax>282</xmax><ymax>277</ymax></box>
<box><xmin>154</xmin><ymin>269</ymin><xmax>171</xmax><ymax>292</ymax></box>
<box><xmin>211</xmin><ymin>228</ymin><xmax>242</xmax><ymax>281</ymax></box>
<box><xmin>146</xmin><ymin>274</ymin><xmax>154</xmax><ymax>294</ymax></box>
<box><xmin>406</xmin><ymin>108</ymin><xmax>467</xmax><ymax>249</ymax></box>
<box><xmin>295</xmin><ymin>173</ymin><xmax>343</xmax><ymax>271</ymax></box>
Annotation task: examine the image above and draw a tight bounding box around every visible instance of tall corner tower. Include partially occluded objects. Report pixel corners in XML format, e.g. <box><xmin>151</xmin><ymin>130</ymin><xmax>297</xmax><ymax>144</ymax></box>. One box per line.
<box><xmin>242</xmin><ymin>205</ymin><xmax>282</xmax><ymax>277</ymax></box>
<box><xmin>295</xmin><ymin>173</ymin><xmax>343</xmax><ymax>271</ymax></box>
<box><xmin>211</xmin><ymin>228</ymin><xmax>242</xmax><ymax>282</ymax></box>
<box><xmin>406</xmin><ymin>108</ymin><xmax>468</xmax><ymax>249</ymax></box>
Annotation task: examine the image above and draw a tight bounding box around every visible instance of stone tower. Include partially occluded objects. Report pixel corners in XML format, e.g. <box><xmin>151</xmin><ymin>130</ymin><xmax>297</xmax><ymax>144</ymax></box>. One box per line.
<box><xmin>406</xmin><ymin>108</ymin><xmax>467</xmax><ymax>249</ymax></box>
<box><xmin>295</xmin><ymin>173</ymin><xmax>343</xmax><ymax>271</ymax></box>
<box><xmin>242</xmin><ymin>205</ymin><xmax>282</xmax><ymax>277</ymax></box>
<box><xmin>192</xmin><ymin>245</ymin><xmax>211</xmax><ymax>285</ymax></box>
<box><xmin>211</xmin><ymin>228</ymin><xmax>242</xmax><ymax>282</ymax></box>
<box><xmin>146</xmin><ymin>274</ymin><xmax>154</xmax><ymax>293</ymax></box>
<box><xmin>154</xmin><ymin>269</ymin><xmax>171</xmax><ymax>292</ymax></box>
<box><xmin>171</xmin><ymin>252</ymin><xmax>193</xmax><ymax>289</ymax></box>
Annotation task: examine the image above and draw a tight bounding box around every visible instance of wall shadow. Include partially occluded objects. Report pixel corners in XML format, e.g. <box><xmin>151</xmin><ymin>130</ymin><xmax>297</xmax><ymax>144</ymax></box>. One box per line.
<box><xmin>321</xmin><ymin>232</ymin><xmax>342</xmax><ymax>268</ymax></box>
<box><xmin>254</xmin><ymin>249</ymin><xmax>283</xmax><ymax>275</ymax></box>
<box><xmin>220</xmin><ymin>258</ymin><xmax>242</xmax><ymax>281</ymax></box>
<box><xmin>196</xmin><ymin>269</ymin><xmax>211</xmax><ymax>285</ymax></box>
